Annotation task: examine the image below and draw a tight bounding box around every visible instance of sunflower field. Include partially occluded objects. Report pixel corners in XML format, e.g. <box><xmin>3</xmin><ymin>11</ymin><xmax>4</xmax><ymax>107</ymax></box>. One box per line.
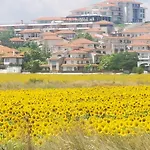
<box><xmin>0</xmin><ymin>86</ymin><xmax>150</xmax><ymax>146</ymax></box>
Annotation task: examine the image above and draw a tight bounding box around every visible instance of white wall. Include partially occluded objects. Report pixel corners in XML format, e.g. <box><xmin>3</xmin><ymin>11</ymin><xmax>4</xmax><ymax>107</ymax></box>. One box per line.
<box><xmin>44</xmin><ymin>39</ymin><xmax>63</xmax><ymax>52</ymax></box>
<box><xmin>62</xmin><ymin>66</ymin><xmax>75</xmax><ymax>71</ymax></box>
<box><xmin>0</xmin><ymin>66</ymin><xmax>22</xmax><ymax>73</ymax></box>
<box><xmin>22</xmin><ymin>33</ymin><xmax>40</xmax><ymax>40</ymax></box>
<box><xmin>4</xmin><ymin>58</ymin><xmax>23</xmax><ymax>65</ymax></box>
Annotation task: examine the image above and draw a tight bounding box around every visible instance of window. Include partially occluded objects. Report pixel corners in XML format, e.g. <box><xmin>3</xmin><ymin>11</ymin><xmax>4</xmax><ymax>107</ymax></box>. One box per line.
<box><xmin>67</xmin><ymin>67</ymin><xmax>72</xmax><ymax>71</ymax></box>
<box><xmin>141</xmin><ymin>53</ymin><xmax>148</xmax><ymax>58</ymax></box>
<box><xmin>5</xmin><ymin>58</ymin><xmax>9</xmax><ymax>62</ymax></box>
<box><xmin>51</xmin><ymin>61</ymin><xmax>56</xmax><ymax>65</ymax></box>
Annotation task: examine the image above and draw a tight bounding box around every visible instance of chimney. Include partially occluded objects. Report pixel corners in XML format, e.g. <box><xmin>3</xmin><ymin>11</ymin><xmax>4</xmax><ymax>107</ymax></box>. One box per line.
<box><xmin>13</xmin><ymin>51</ymin><xmax>15</xmax><ymax>56</ymax></box>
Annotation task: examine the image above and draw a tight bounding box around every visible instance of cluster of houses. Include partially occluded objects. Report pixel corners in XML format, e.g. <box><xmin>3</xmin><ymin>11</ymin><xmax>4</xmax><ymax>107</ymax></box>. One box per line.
<box><xmin>0</xmin><ymin>0</ymin><xmax>150</xmax><ymax>73</ymax></box>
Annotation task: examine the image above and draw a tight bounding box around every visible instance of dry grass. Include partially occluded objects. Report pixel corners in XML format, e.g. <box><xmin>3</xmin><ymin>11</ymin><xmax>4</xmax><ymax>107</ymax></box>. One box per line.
<box><xmin>0</xmin><ymin>79</ymin><xmax>150</xmax><ymax>90</ymax></box>
<box><xmin>1</xmin><ymin>130</ymin><xmax>150</xmax><ymax>150</ymax></box>
<box><xmin>0</xmin><ymin>74</ymin><xmax>150</xmax><ymax>89</ymax></box>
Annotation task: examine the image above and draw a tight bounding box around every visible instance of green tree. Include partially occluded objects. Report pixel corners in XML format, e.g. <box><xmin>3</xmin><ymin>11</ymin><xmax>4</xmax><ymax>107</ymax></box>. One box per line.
<box><xmin>98</xmin><ymin>55</ymin><xmax>112</xmax><ymax>71</ymax></box>
<box><xmin>0</xmin><ymin>28</ymin><xmax>14</xmax><ymax>47</ymax></box>
<box><xmin>20</xmin><ymin>42</ymin><xmax>51</xmax><ymax>72</ymax></box>
<box><xmin>84</xmin><ymin>64</ymin><xmax>92</xmax><ymax>72</ymax></box>
<box><xmin>30</xmin><ymin>60</ymin><xmax>41</xmax><ymax>73</ymax></box>
<box><xmin>74</xmin><ymin>32</ymin><xmax>94</xmax><ymax>41</ymax></box>
<box><xmin>132</xmin><ymin>67</ymin><xmax>144</xmax><ymax>74</ymax></box>
<box><xmin>98</xmin><ymin>52</ymin><xmax>138</xmax><ymax>72</ymax></box>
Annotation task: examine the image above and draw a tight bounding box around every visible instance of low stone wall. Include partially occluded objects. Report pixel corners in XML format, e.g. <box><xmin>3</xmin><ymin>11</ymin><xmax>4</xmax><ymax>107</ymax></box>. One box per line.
<box><xmin>0</xmin><ymin>66</ymin><xmax>22</xmax><ymax>73</ymax></box>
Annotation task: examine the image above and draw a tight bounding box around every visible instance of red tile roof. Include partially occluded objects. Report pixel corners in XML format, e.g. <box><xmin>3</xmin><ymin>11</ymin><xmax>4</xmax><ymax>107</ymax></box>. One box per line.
<box><xmin>129</xmin><ymin>42</ymin><xmax>150</xmax><ymax>46</ymax></box>
<box><xmin>42</xmin><ymin>32</ymin><xmax>57</xmax><ymax>36</ymax></box>
<box><xmin>2</xmin><ymin>54</ymin><xmax>24</xmax><ymax>58</ymax></box>
<box><xmin>20</xmin><ymin>29</ymin><xmax>41</xmax><ymax>34</ymax></box>
<box><xmin>69</xmin><ymin>50</ymin><xmax>88</xmax><ymax>54</ymax></box>
<box><xmin>10</xmin><ymin>37</ymin><xmax>24</xmax><ymax>42</ymax></box>
<box><xmin>128</xmin><ymin>50</ymin><xmax>150</xmax><ymax>53</ymax></box>
<box><xmin>93</xmin><ymin>1</ymin><xmax>117</xmax><ymax>7</ymax></box>
<box><xmin>95</xmin><ymin>20</ymin><xmax>114</xmax><ymax>25</ymax></box>
<box><xmin>71</xmin><ymin>38</ymin><xmax>97</xmax><ymax>45</ymax></box>
<box><xmin>62</xmin><ymin>64</ymin><xmax>98</xmax><ymax>67</ymax></box>
<box><xmin>123</xmin><ymin>28</ymin><xmax>150</xmax><ymax>33</ymax></box>
<box><xmin>55</xmin><ymin>41</ymin><xmax>69</xmax><ymax>46</ymax></box>
<box><xmin>0</xmin><ymin>45</ymin><xmax>19</xmax><ymax>54</ymax></box>
<box><xmin>43</xmin><ymin>36</ymin><xmax>63</xmax><ymax>40</ymax></box>
<box><xmin>56</xmin><ymin>30</ymin><xmax>75</xmax><ymax>34</ymax></box>
<box><xmin>0</xmin><ymin>45</ymin><xmax>23</xmax><ymax>58</ymax></box>
<box><xmin>65</xmin><ymin>58</ymin><xmax>91</xmax><ymax>61</ymax></box>
<box><xmin>132</xmin><ymin>34</ymin><xmax>150</xmax><ymax>40</ymax></box>
<box><xmin>107</xmin><ymin>0</ymin><xmax>142</xmax><ymax>4</ymax></box>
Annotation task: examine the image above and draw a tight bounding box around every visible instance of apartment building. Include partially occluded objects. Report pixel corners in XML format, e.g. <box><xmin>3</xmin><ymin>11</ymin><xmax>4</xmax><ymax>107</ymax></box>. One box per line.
<box><xmin>93</xmin><ymin>20</ymin><xmax>114</xmax><ymax>34</ymax></box>
<box><xmin>47</xmin><ymin>38</ymin><xmax>99</xmax><ymax>72</ymax></box>
<box><xmin>70</xmin><ymin>0</ymin><xmax>146</xmax><ymax>23</ymax></box>
<box><xmin>98</xmin><ymin>35</ymin><xmax>131</xmax><ymax>54</ymax></box>
<box><xmin>62</xmin><ymin>49</ymin><xmax>98</xmax><ymax>72</ymax></box>
<box><xmin>122</xmin><ymin>27</ymin><xmax>150</xmax><ymax>38</ymax></box>
<box><xmin>0</xmin><ymin>45</ymin><xmax>24</xmax><ymax>73</ymax></box>
<box><xmin>55</xmin><ymin>30</ymin><xmax>76</xmax><ymax>40</ymax></box>
<box><xmin>20</xmin><ymin>29</ymin><xmax>41</xmax><ymax>40</ymax></box>
<box><xmin>128</xmin><ymin>34</ymin><xmax>150</xmax><ymax>69</ymax></box>
<box><xmin>10</xmin><ymin>37</ymin><xmax>25</xmax><ymax>45</ymax></box>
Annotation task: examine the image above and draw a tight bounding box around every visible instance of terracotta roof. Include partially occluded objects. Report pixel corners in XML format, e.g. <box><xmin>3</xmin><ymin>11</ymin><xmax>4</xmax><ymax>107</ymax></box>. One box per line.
<box><xmin>20</xmin><ymin>29</ymin><xmax>41</xmax><ymax>34</ymax></box>
<box><xmin>43</xmin><ymin>36</ymin><xmax>63</xmax><ymax>40</ymax></box>
<box><xmin>69</xmin><ymin>50</ymin><xmax>88</xmax><ymax>54</ymax></box>
<box><xmin>35</xmin><ymin>17</ymin><xmax>66</xmax><ymax>21</ymax></box>
<box><xmin>128</xmin><ymin>50</ymin><xmax>150</xmax><ymax>53</ymax></box>
<box><xmin>42</xmin><ymin>32</ymin><xmax>57</xmax><ymax>36</ymax></box>
<box><xmin>71</xmin><ymin>38</ymin><xmax>97</xmax><ymax>45</ymax></box>
<box><xmin>2</xmin><ymin>54</ymin><xmax>24</xmax><ymax>58</ymax></box>
<box><xmin>0</xmin><ymin>45</ymin><xmax>19</xmax><ymax>54</ymax></box>
<box><xmin>65</xmin><ymin>58</ymin><xmax>91</xmax><ymax>61</ymax></box>
<box><xmin>10</xmin><ymin>37</ymin><xmax>24</xmax><ymax>42</ymax></box>
<box><xmin>56</xmin><ymin>30</ymin><xmax>76</xmax><ymax>34</ymax></box>
<box><xmin>129</xmin><ymin>42</ymin><xmax>150</xmax><ymax>46</ymax></box>
<box><xmin>63</xmin><ymin>43</ymin><xmax>82</xmax><ymax>48</ymax></box>
<box><xmin>55</xmin><ymin>41</ymin><xmax>69</xmax><ymax>46</ymax></box>
<box><xmin>62</xmin><ymin>64</ymin><xmax>98</xmax><ymax>67</ymax></box>
<box><xmin>95</xmin><ymin>21</ymin><xmax>114</xmax><ymax>25</ymax></box>
<box><xmin>79</xmin><ymin>48</ymin><xmax>94</xmax><ymax>52</ymax></box>
<box><xmin>107</xmin><ymin>0</ymin><xmax>142</xmax><ymax>4</ymax></box>
<box><xmin>105</xmin><ymin>36</ymin><xmax>131</xmax><ymax>40</ymax></box>
<box><xmin>132</xmin><ymin>34</ymin><xmax>150</xmax><ymax>40</ymax></box>
<box><xmin>123</xmin><ymin>28</ymin><xmax>150</xmax><ymax>33</ymax></box>
<box><xmin>93</xmin><ymin>2</ymin><xmax>117</xmax><ymax>7</ymax></box>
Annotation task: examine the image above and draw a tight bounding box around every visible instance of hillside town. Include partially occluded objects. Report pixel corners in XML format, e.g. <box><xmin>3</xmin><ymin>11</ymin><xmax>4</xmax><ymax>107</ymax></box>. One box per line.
<box><xmin>0</xmin><ymin>0</ymin><xmax>149</xmax><ymax>73</ymax></box>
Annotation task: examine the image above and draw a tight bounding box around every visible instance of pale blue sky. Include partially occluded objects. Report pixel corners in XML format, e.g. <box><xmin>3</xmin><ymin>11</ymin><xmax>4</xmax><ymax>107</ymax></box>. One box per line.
<box><xmin>0</xmin><ymin>0</ymin><xmax>148</xmax><ymax>24</ymax></box>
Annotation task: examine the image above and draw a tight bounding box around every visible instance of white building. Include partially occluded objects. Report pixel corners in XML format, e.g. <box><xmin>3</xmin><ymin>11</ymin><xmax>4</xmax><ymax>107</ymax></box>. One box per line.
<box><xmin>70</xmin><ymin>0</ymin><xmax>146</xmax><ymax>24</ymax></box>
<box><xmin>20</xmin><ymin>29</ymin><xmax>41</xmax><ymax>40</ymax></box>
<box><xmin>0</xmin><ymin>45</ymin><xmax>24</xmax><ymax>73</ymax></box>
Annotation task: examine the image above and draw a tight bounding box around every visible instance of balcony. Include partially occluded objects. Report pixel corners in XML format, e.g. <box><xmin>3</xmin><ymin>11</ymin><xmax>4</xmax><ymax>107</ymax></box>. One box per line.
<box><xmin>138</xmin><ymin>57</ymin><xmax>150</xmax><ymax>60</ymax></box>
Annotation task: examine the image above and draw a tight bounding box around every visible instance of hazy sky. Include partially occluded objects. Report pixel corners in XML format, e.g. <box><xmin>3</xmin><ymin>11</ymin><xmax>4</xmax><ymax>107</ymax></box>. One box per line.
<box><xmin>0</xmin><ymin>0</ymin><xmax>149</xmax><ymax>24</ymax></box>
